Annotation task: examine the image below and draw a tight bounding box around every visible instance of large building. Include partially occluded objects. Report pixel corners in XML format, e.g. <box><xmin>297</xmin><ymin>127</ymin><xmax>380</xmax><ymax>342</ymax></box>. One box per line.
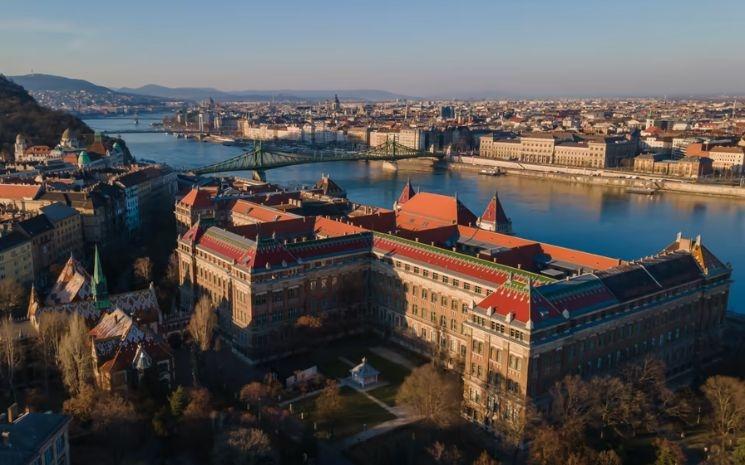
<box><xmin>0</xmin><ymin>410</ymin><xmax>71</xmax><ymax>465</ymax></box>
<box><xmin>480</xmin><ymin>132</ymin><xmax>636</xmax><ymax>168</ymax></box>
<box><xmin>175</xmin><ymin>182</ymin><xmax>730</xmax><ymax>433</ymax></box>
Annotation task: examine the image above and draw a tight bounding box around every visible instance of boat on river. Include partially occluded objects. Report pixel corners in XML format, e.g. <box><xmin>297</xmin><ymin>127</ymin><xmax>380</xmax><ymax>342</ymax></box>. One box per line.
<box><xmin>479</xmin><ymin>168</ymin><xmax>504</xmax><ymax>176</ymax></box>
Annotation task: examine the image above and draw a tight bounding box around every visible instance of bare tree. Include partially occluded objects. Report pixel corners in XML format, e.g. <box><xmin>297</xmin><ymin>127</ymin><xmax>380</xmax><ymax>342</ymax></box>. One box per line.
<box><xmin>212</xmin><ymin>427</ymin><xmax>276</xmax><ymax>465</ymax></box>
<box><xmin>0</xmin><ymin>280</ymin><xmax>25</xmax><ymax>316</ymax></box>
<box><xmin>0</xmin><ymin>316</ymin><xmax>23</xmax><ymax>397</ymax></box>
<box><xmin>428</xmin><ymin>441</ymin><xmax>464</xmax><ymax>465</ymax></box>
<box><xmin>652</xmin><ymin>438</ymin><xmax>685</xmax><ymax>465</ymax></box>
<box><xmin>315</xmin><ymin>380</ymin><xmax>343</xmax><ymax>426</ymax></box>
<box><xmin>93</xmin><ymin>393</ymin><xmax>141</xmax><ymax>465</ymax></box>
<box><xmin>240</xmin><ymin>381</ymin><xmax>270</xmax><ymax>410</ymax></box>
<box><xmin>188</xmin><ymin>295</ymin><xmax>217</xmax><ymax>352</ymax></box>
<box><xmin>548</xmin><ymin>375</ymin><xmax>593</xmax><ymax>444</ymax></box>
<box><xmin>702</xmin><ymin>376</ymin><xmax>745</xmax><ymax>454</ymax></box>
<box><xmin>57</xmin><ymin>313</ymin><xmax>92</xmax><ymax>395</ymax></box>
<box><xmin>396</xmin><ymin>364</ymin><xmax>461</xmax><ymax>427</ymax></box>
<box><xmin>595</xmin><ymin>450</ymin><xmax>622</xmax><ymax>465</ymax></box>
<box><xmin>35</xmin><ymin>311</ymin><xmax>67</xmax><ymax>392</ymax></box>
<box><xmin>588</xmin><ymin>376</ymin><xmax>637</xmax><ymax>439</ymax></box>
<box><xmin>473</xmin><ymin>450</ymin><xmax>500</xmax><ymax>465</ymax></box>
<box><xmin>133</xmin><ymin>256</ymin><xmax>154</xmax><ymax>287</ymax></box>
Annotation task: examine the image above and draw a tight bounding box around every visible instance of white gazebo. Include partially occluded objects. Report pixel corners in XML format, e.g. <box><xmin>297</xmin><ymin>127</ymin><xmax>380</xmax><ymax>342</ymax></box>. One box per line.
<box><xmin>349</xmin><ymin>357</ymin><xmax>380</xmax><ymax>388</ymax></box>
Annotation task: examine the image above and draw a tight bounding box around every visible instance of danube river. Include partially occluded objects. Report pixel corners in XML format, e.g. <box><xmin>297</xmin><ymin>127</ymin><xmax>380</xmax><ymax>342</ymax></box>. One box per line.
<box><xmin>86</xmin><ymin>114</ymin><xmax>745</xmax><ymax>312</ymax></box>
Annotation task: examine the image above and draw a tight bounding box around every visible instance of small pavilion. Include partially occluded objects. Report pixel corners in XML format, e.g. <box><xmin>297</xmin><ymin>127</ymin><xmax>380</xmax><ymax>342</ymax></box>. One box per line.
<box><xmin>349</xmin><ymin>357</ymin><xmax>380</xmax><ymax>388</ymax></box>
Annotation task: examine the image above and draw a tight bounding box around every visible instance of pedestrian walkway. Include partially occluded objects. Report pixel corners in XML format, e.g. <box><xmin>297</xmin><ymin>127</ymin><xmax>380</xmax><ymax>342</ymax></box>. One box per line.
<box><xmin>337</xmin><ymin>415</ymin><xmax>422</xmax><ymax>450</ymax></box>
<box><xmin>370</xmin><ymin>346</ymin><xmax>419</xmax><ymax>370</ymax></box>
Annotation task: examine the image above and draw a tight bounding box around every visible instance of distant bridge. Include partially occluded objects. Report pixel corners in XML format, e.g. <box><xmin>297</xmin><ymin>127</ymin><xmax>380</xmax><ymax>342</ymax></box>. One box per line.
<box><xmin>190</xmin><ymin>140</ymin><xmax>441</xmax><ymax>179</ymax></box>
<box><xmin>101</xmin><ymin>129</ymin><xmax>202</xmax><ymax>135</ymax></box>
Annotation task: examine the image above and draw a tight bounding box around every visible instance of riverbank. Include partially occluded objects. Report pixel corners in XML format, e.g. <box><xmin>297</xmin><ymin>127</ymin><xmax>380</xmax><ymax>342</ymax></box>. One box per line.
<box><xmin>449</xmin><ymin>156</ymin><xmax>745</xmax><ymax>200</ymax></box>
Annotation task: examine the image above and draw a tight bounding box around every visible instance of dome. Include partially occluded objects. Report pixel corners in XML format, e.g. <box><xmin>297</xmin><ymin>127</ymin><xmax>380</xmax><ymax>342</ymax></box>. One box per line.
<box><xmin>77</xmin><ymin>150</ymin><xmax>91</xmax><ymax>167</ymax></box>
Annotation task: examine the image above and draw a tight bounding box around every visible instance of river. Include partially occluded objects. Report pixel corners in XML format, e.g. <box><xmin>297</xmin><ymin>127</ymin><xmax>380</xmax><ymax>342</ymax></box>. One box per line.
<box><xmin>86</xmin><ymin>113</ymin><xmax>745</xmax><ymax>312</ymax></box>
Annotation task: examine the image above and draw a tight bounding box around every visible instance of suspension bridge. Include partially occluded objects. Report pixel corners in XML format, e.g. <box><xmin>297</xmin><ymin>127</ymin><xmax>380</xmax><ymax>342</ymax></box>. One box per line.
<box><xmin>190</xmin><ymin>140</ymin><xmax>441</xmax><ymax>180</ymax></box>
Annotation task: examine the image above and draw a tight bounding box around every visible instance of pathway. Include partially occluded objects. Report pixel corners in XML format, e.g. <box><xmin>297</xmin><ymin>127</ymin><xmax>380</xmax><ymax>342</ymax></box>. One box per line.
<box><xmin>370</xmin><ymin>346</ymin><xmax>419</xmax><ymax>370</ymax></box>
<box><xmin>336</xmin><ymin>415</ymin><xmax>422</xmax><ymax>450</ymax></box>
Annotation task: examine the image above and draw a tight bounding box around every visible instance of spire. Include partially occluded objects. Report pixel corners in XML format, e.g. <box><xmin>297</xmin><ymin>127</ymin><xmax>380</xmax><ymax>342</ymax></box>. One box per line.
<box><xmin>478</xmin><ymin>190</ymin><xmax>513</xmax><ymax>234</ymax></box>
<box><xmin>394</xmin><ymin>178</ymin><xmax>416</xmax><ymax>210</ymax></box>
<box><xmin>92</xmin><ymin>245</ymin><xmax>110</xmax><ymax>310</ymax></box>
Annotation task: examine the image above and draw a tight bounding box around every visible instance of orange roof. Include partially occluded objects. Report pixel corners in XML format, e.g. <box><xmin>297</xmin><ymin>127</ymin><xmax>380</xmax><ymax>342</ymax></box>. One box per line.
<box><xmin>396</xmin><ymin>192</ymin><xmax>478</xmax><ymax>230</ymax></box>
<box><xmin>229</xmin><ymin>199</ymin><xmax>299</xmax><ymax>222</ymax></box>
<box><xmin>179</xmin><ymin>188</ymin><xmax>213</xmax><ymax>209</ymax></box>
<box><xmin>0</xmin><ymin>183</ymin><xmax>42</xmax><ymax>201</ymax></box>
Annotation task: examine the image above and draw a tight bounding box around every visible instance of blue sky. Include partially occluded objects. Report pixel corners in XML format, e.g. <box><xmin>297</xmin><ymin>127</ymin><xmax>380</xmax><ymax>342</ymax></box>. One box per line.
<box><xmin>2</xmin><ymin>0</ymin><xmax>744</xmax><ymax>97</ymax></box>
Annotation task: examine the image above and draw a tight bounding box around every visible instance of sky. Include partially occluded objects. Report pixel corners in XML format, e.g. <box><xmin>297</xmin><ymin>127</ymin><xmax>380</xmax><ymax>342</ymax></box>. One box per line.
<box><xmin>2</xmin><ymin>0</ymin><xmax>744</xmax><ymax>98</ymax></box>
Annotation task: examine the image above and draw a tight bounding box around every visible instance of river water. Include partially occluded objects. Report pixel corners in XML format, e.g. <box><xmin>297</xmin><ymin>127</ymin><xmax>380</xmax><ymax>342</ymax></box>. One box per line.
<box><xmin>86</xmin><ymin>114</ymin><xmax>745</xmax><ymax>312</ymax></box>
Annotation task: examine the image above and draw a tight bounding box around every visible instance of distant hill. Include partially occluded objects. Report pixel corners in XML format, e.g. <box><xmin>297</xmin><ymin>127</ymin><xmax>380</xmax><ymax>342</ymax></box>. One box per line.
<box><xmin>119</xmin><ymin>84</ymin><xmax>414</xmax><ymax>102</ymax></box>
<box><xmin>0</xmin><ymin>75</ymin><xmax>93</xmax><ymax>157</ymax></box>
<box><xmin>9</xmin><ymin>73</ymin><xmax>114</xmax><ymax>94</ymax></box>
<box><xmin>8</xmin><ymin>74</ymin><xmax>167</xmax><ymax>111</ymax></box>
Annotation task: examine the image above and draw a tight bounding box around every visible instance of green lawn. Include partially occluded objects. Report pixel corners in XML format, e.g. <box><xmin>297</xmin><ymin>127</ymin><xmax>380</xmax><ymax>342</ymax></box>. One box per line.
<box><xmin>291</xmin><ymin>386</ymin><xmax>396</xmax><ymax>439</ymax></box>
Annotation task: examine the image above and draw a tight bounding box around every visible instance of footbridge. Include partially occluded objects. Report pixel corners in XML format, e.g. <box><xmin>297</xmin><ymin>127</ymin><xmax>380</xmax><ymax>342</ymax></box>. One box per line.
<box><xmin>190</xmin><ymin>140</ymin><xmax>440</xmax><ymax>178</ymax></box>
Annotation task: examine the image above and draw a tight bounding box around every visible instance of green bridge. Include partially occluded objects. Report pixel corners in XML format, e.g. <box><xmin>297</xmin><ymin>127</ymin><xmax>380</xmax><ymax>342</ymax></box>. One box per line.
<box><xmin>190</xmin><ymin>140</ymin><xmax>440</xmax><ymax>179</ymax></box>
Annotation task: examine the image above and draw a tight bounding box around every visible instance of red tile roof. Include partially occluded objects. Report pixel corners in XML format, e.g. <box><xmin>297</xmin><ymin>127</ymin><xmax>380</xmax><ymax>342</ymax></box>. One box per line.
<box><xmin>481</xmin><ymin>192</ymin><xmax>509</xmax><ymax>224</ymax></box>
<box><xmin>396</xmin><ymin>192</ymin><xmax>478</xmax><ymax>228</ymax></box>
<box><xmin>179</xmin><ymin>188</ymin><xmax>213</xmax><ymax>209</ymax></box>
<box><xmin>0</xmin><ymin>183</ymin><xmax>42</xmax><ymax>201</ymax></box>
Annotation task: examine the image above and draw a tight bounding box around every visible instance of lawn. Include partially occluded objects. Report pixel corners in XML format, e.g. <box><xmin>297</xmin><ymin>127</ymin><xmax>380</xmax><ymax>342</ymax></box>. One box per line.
<box><xmin>291</xmin><ymin>386</ymin><xmax>396</xmax><ymax>439</ymax></box>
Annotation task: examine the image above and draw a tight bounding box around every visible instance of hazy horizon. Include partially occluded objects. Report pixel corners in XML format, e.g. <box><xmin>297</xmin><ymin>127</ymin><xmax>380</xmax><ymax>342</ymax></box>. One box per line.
<box><xmin>3</xmin><ymin>0</ymin><xmax>744</xmax><ymax>97</ymax></box>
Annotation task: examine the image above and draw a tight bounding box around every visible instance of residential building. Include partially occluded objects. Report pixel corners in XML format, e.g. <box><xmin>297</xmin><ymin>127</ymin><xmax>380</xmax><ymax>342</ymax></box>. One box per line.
<box><xmin>0</xmin><ymin>232</ymin><xmax>34</xmax><ymax>287</ymax></box>
<box><xmin>0</xmin><ymin>410</ymin><xmax>71</xmax><ymax>465</ymax></box>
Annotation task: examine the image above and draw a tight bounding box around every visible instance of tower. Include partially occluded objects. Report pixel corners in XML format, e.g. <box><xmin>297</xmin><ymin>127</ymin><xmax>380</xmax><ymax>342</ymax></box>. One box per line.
<box><xmin>14</xmin><ymin>134</ymin><xmax>26</xmax><ymax>162</ymax></box>
<box><xmin>92</xmin><ymin>245</ymin><xmax>110</xmax><ymax>310</ymax></box>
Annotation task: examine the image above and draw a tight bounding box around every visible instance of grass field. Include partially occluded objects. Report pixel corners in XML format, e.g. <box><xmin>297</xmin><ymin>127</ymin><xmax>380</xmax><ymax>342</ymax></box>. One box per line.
<box><xmin>291</xmin><ymin>386</ymin><xmax>396</xmax><ymax>439</ymax></box>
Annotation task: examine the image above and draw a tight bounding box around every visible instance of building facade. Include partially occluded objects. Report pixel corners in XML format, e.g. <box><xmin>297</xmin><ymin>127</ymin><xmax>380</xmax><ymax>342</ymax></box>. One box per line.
<box><xmin>175</xmin><ymin>185</ymin><xmax>730</xmax><ymax>434</ymax></box>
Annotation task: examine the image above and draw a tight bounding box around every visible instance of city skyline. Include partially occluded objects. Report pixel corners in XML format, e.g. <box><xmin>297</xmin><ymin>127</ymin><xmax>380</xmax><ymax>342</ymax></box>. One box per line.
<box><xmin>2</xmin><ymin>0</ymin><xmax>745</xmax><ymax>98</ymax></box>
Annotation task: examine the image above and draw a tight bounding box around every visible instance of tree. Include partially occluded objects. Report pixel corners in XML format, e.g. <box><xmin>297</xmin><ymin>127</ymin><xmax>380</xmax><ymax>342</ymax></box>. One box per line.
<box><xmin>0</xmin><ymin>280</ymin><xmax>25</xmax><ymax>316</ymax></box>
<box><xmin>588</xmin><ymin>376</ymin><xmax>637</xmax><ymax>439</ymax></box>
<box><xmin>653</xmin><ymin>439</ymin><xmax>685</xmax><ymax>465</ymax></box>
<box><xmin>212</xmin><ymin>427</ymin><xmax>276</xmax><ymax>465</ymax></box>
<box><xmin>93</xmin><ymin>393</ymin><xmax>141</xmax><ymax>465</ymax></box>
<box><xmin>188</xmin><ymin>295</ymin><xmax>217</xmax><ymax>385</ymax></box>
<box><xmin>240</xmin><ymin>381</ymin><xmax>270</xmax><ymax>410</ymax></box>
<box><xmin>701</xmin><ymin>376</ymin><xmax>745</xmax><ymax>453</ymax></box>
<box><xmin>169</xmin><ymin>385</ymin><xmax>188</xmax><ymax>418</ymax></box>
<box><xmin>0</xmin><ymin>317</ymin><xmax>23</xmax><ymax>397</ymax></box>
<box><xmin>315</xmin><ymin>380</ymin><xmax>343</xmax><ymax>426</ymax></box>
<box><xmin>396</xmin><ymin>364</ymin><xmax>461</xmax><ymax>427</ymax></box>
<box><xmin>133</xmin><ymin>256</ymin><xmax>153</xmax><ymax>287</ymax></box>
<box><xmin>63</xmin><ymin>384</ymin><xmax>98</xmax><ymax>423</ymax></box>
<box><xmin>473</xmin><ymin>450</ymin><xmax>500</xmax><ymax>465</ymax></box>
<box><xmin>35</xmin><ymin>311</ymin><xmax>67</xmax><ymax>392</ymax></box>
<box><xmin>188</xmin><ymin>295</ymin><xmax>217</xmax><ymax>352</ymax></box>
<box><xmin>732</xmin><ymin>439</ymin><xmax>745</xmax><ymax>465</ymax></box>
<box><xmin>57</xmin><ymin>313</ymin><xmax>92</xmax><ymax>395</ymax></box>
<box><xmin>428</xmin><ymin>441</ymin><xmax>463</xmax><ymax>465</ymax></box>
<box><xmin>548</xmin><ymin>375</ymin><xmax>593</xmax><ymax>445</ymax></box>
<box><xmin>595</xmin><ymin>450</ymin><xmax>622</xmax><ymax>465</ymax></box>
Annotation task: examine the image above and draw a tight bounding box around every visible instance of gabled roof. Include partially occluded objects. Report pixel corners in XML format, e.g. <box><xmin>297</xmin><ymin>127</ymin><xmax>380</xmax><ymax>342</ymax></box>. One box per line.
<box><xmin>396</xmin><ymin>179</ymin><xmax>416</xmax><ymax>206</ymax></box>
<box><xmin>481</xmin><ymin>191</ymin><xmax>510</xmax><ymax>225</ymax></box>
<box><xmin>396</xmin><ymin>192</ymin><xmax>478</xmax><ymax>229</ymax></box>
<box><xmin>475</xmin><ymin>278</ymin><xmax>560</xmax><ymax>325</ymax></box>
<box><xmin>45</xmin><ymin>256</ymin><xmax>92</xmax><ymax>306</ymax></box>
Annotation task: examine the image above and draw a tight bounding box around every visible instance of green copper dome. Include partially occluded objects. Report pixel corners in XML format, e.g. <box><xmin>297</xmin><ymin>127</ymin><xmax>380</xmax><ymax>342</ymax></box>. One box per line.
<box><xmin>77</xmin><ymin>150</ymin><xmax>91</xmax><ymax>167</ymax></box>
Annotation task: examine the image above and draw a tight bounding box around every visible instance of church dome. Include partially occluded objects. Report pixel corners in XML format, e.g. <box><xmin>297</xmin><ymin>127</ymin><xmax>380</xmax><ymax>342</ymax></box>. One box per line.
<box><xmin>77</xmin><ymin>150</ymin><xmax>91</xmax><ymax>167</ymax></box>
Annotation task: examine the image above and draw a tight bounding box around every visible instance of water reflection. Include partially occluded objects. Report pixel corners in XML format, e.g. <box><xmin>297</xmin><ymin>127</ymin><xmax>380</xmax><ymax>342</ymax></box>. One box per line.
<box><xmin>86</xmin><ymin>115</ymin><xmax>745</xmax><ymax>312</ymax></box>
